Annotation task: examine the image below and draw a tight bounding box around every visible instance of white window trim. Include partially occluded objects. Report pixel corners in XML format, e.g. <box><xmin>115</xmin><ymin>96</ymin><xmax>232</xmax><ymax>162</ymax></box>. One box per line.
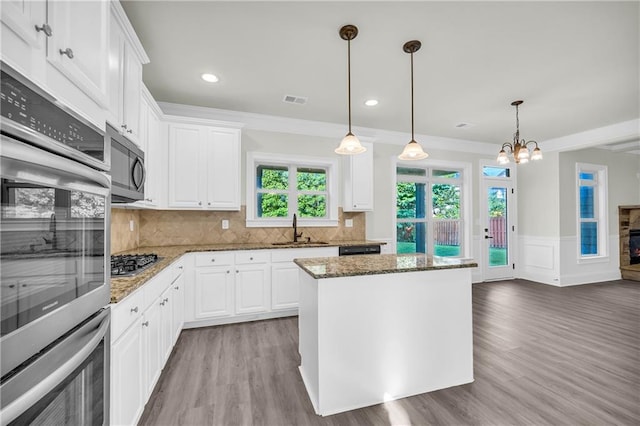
<box><xmin>246</xmin><ymin>152</ymin><xmax>338</xmax><ymax>227</ymax></box>
<box><xmin>575</xmin><ymin>162</ymin><xmax>609</xmax><ymax>263</ymax></box>
<box><xmin>391</xmin><ymin>157</ymin><xmax>472</xmax><ymax>258</ymax></box>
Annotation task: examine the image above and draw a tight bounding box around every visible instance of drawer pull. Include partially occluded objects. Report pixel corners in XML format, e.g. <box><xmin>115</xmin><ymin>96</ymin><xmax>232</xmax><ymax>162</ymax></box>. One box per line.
<box><xmin>160</xmin><ymin>301</ymin><xmax>165</xmax><ymax>306</ymax></box>
<box><xmin>130</xmin><ymin>306</ymin><xmax>139</xmax><ymax>313</ymax></box>
<box><xmin>174</xmin><ymin>286</ymin><xmax>180</xmax><ymax>290</ymax></box>
<box><xmin>142</xmin><ymin>321</ymin><xmax>149</xmax><ymax>327</ymax></box>
<box><xmin>250</xmin><ymin>257</ymin><xmax>254</xmax><ymax>260</ymax></box>
<box><xmin>211</xmin><ymin>259</ymin><xmax>215</xmax><ymax>262</ymax></box>
<box><xmin>178</xmin><ymin>266</ymin><xmax>184</xmax><ymax>269</ymax></box>
<box><xmin>164</xmin><ymin>298</ymin><xmax>169</xmax><ymax>303</ymax></box>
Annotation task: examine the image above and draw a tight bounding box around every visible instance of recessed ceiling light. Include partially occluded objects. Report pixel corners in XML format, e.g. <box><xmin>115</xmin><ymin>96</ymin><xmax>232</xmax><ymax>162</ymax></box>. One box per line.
<box><xmin>201</xmin><ymin>73</ymin><xmax>219</xmax><ymax>83</ymax></box>
<box><xmin>364</xmin><ymin>99</ymin><xmax>378</xmax><ymax>107</ymax></box>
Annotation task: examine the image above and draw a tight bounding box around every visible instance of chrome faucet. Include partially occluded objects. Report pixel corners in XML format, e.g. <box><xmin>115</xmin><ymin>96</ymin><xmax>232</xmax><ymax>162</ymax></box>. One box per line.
<box><xmin>293</xmin><ymin>213</ymin><xmax>303</xmax><ymax>242</ymax></box>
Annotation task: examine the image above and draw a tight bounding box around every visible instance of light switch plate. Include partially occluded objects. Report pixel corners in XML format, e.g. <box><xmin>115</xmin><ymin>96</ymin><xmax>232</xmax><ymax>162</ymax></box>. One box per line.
<box><xmin>345</xmin><ymin>219</ymin><xmax>353</xmax><ymax>228</ymax></box>
<box><xmin>129</xmin><ymin>220</ymin><xmax>134</xmax><ymax>232</ymax></box>
<box><xmin>222</xmin><ymin>219</ymin><xmax>229</xmax><ymax>230</ymax></box>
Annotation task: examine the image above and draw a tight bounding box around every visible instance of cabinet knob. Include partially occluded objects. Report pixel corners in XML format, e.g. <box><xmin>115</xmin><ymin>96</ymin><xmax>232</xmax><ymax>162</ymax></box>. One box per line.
<box><xmin>164</xmin><ymin>298</ymin><xmax>169</xmax><ymax>303</ymax></box>
<box><xmin>142</xmin><ymin>321</ymin><xmax>149</xmax><ymax>327</ymax></box>
<box><xmin>198</xmin><ymin>201</ymin><xmax>202</xmax><ymax>206</ymax></box>
<box><xmin>236</xmin><ymin>270</ymin><xmax>239</xmax><ymax>273</ymax></box>
<box><xmin>145</xmin><ymin>198</ymin><xmax>153</xmax><ymax>202</ymax></box>
<box><xmin>59</xmin><ymin>48</ymin><xmax>74</xmax><ymax>59</ymax></box>
<box><xmin>178</xmin><ymin>266</ymin><xmax>184</xmax><ymax>269</ymax></box>
<box><xmin>127</xmin><ymin>129</ymin><xmax>133</xmax><ymax>134</ymax></box>
<box><xmin>354</xmin><ymin>204</ymin><xmax>357</xmax><ymax>208</ymax></box>
<box><xmin>226</xmin><ymin>270</ymin><xmax>230</xmax><ymax>274</ymax></box>
<box><xmin>208</xmin><ymin>202</ymin><xmax>211</xmax><ymax>206</ymax></box>
<box><xmin>121</xmin><ymin>124</ymin><xmax>128</xmax><ymax>129</ymax></box>
<box><xmin>160</xmin><ymin>301</ymin><xmax>165</xmax><ymax>306</ymax></box>
<box><xmin>211</xmin><ymin>259</ymin><xmax>215</xmax><ymax>262</ymax></box>
<box><xmin>130</xmin><ymin>306</ymin><xmax>139</xmax><ymax>313</ymax></box>
<box><xmin>174</xmin><ymin>286</ymin><xmax>180</xmax><ymax>290</ymax></box>
<box><xmin>8</xmin><ymin>284</ymin><xmax>15</xmax><ymax>289</ymax></box>
<box><xmin>250</xmin><ymin>257</ymin><xmax>253</xmax><ymax>261</ymax></box>
<box><xmin>35</xmin><ymin>23</ymin><xmax>52</xmax><ymax>37</ymax></box>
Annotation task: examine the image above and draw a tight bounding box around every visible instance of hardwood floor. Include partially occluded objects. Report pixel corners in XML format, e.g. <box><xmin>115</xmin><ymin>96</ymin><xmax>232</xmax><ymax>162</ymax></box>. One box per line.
<box><xmin>138</xmin><ymin>279</ymin><xmax>640</xmax><ymax>425</ymax></box>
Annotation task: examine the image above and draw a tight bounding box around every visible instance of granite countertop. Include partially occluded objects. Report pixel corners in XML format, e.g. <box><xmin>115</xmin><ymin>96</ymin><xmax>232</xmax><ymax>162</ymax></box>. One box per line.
<box><xmin>293</xmin><ymin>253</ymin><xmax>478</xmax><ymax>279</ymax></box>
<box><xmin>110</xmin><ymin>240</ymin><xmax>383</xmax><ymax>303</ymax></box>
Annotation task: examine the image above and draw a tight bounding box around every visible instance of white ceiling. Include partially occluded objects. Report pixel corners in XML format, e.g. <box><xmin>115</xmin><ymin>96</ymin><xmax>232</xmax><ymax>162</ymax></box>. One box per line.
<box><xmin>121</xmin><ymin>1</ymin><xmax>639</xmax><ymax>151</ymax></box>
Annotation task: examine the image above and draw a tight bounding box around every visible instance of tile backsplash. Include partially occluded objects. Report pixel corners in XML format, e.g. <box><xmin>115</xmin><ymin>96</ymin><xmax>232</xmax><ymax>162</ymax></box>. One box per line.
<box><xmin>111</xmin><ymin>207</ymin><xmax>365</xmax><ymax>254</ymax></box>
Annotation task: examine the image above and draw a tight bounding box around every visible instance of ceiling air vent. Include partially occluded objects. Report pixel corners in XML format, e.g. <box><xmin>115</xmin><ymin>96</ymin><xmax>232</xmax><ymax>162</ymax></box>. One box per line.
<box><xmin>283</xmin><ymin>95</ymin><xmax>308</xmax><ymax>105</ymax></box>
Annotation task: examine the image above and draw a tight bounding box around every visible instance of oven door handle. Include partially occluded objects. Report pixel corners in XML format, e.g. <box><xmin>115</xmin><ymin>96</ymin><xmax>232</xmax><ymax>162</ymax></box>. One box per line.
<box><xmin>0</xmin><ymin>313</ymin><xmax>110</xmax><ymax>425</ymax></box>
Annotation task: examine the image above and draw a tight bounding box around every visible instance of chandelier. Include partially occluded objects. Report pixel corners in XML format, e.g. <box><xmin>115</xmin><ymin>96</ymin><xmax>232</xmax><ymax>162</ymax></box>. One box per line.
<box><xmin>497</xmin><ymin>100</ymin><xmax>542</xmax><ymax>164</ymax></box>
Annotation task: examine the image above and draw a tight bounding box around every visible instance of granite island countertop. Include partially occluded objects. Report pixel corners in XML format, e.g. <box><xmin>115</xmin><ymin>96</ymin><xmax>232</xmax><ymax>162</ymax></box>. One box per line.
<box><xmin>294</xmin><ymin>253</ymin><xmax>477</xmax><ymax>279</ymax></box>
<box><xmin>110</xmin><ymin>240</ymin><xmax>383</xmax><ymax>303</ymax></box>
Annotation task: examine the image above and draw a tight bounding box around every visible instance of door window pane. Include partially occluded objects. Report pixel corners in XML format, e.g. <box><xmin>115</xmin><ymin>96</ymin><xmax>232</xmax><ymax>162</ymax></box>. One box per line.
<box><xmin>432</xmin><ymin>184</ymin><xmax>460</xmax><ymax>219</ymax></box>
<box><xmin>432</xmin><ymin>170</ymin><xmax>460</xmax><ymax>179</ymax></box>
<box><xmin>297</xmin><ymin>195</ymin><xmax>326</xmax><ymax>218</ymax></box>
<box><xmin>397</xmin><ymin>167</ymin><xmax>426</xmax><ymax>177</ymax></box>
<box><xmin>488</xmin><ymin>187</ymin><xmax>508</xmax><ymax>267</ymax></box>
<box><xmin>580</xmin><ymin>222</ymin><xmax>598</xmax><ymax>255</ymax></box>
<box><xmin>396</xmin><ymin>222</ymin><xmax>425</xmax><ymax>254</ymax></box>
<box><xmin>483</xmin><ymin>166</ymin><xmax>510</xmax><ymax>177</ymax></box>
<box><xmin>433</xmin><ymin>220</ymin><xmax>460</xmax><ymax>256</ymax></box>
<box><xmin>396</xmin><ymin>182</ymin><xmax>426</xmax><ymax>219</ymax></box>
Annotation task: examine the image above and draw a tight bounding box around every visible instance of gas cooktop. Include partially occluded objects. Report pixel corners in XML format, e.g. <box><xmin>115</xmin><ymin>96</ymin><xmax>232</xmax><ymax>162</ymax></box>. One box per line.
<box><xmin>111</xmin><ymin>253</ymin><xmax>160</xmax><ymax>277</ymax></box>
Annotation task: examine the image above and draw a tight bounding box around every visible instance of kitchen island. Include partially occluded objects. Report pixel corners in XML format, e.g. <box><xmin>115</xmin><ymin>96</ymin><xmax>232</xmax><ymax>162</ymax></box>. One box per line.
<box><xmin>294</xmin><ymin>253</ymin><xmax>477</xmax><ymax>416</ymax></box>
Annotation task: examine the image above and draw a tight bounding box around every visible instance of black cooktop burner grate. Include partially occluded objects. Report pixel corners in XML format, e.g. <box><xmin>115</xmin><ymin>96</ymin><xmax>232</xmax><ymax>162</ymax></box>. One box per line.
<box><xmin>111</xmin><ymin>253</ymin><xmax>160</xmax><ymax>277</ymax></box>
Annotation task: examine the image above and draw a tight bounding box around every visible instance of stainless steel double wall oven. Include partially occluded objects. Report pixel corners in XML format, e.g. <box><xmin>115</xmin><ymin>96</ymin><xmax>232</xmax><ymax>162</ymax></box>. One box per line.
<box><xmin>0</xmin><ymin>62</ymin><xmax>111</xmax><ymax>425</ymax></box>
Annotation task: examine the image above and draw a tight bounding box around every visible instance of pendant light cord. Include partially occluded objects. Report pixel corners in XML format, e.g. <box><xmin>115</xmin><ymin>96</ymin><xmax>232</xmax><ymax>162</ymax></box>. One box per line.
<box><xmin>347</xmin><ymin>38</ymin><xmax>352</xmax><ymax>134</ymax></box>
<box><xmin>515</xmin><ymin>103</ymin><xmax>520</xmax><ymax>141</ymax></box>
<box><xmin>410</xmin><ymin>50</ymin><xmax>415</xmax><ymax>142</ymax></box>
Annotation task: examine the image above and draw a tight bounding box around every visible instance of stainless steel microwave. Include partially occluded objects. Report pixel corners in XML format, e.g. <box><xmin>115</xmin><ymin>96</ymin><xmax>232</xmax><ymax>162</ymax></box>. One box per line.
<box><xmin>108</xmin><ymin>124</ymin><xmax>145</xmax><ymax>203</ymax></box>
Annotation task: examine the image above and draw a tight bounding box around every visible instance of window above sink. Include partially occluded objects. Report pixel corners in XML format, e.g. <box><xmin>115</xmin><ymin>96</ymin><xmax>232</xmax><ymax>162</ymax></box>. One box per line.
<box><xmin>246</xmin><ymin>152</ymin><xmax>338</xmax><ymax>227</ymax></box>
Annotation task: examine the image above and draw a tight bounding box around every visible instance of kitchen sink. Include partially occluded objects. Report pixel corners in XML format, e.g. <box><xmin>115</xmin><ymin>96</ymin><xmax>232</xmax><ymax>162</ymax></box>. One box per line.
<box><xmin>271</xmin><ymin>241</ymin><xmax>329</xmax><ymax>246</ymax></box>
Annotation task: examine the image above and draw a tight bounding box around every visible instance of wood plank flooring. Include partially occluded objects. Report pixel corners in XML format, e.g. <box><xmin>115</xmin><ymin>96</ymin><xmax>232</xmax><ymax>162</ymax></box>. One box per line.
<box><xmin>138</xmin><ymin>279</ymin><xmax>640</xmax><ymax>425</ymax></box>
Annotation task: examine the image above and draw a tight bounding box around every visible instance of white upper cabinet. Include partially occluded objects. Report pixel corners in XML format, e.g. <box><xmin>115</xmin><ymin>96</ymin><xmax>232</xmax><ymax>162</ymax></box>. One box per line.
<box><xmin>46</xmin><ymin>0</ymin><xmax>109</xmax><ymax>107</ymax></box>
<box><xmin>107</xmin><ymin>1</ymin><xmax>148</xmax><ymax>145</ymax></box>
<box><xmin>342</xmin><ymin>141</ymin><xmax>374</xmax><ymax>212</ymax></box>
<box><xmin>167</xmin><ymin>120</ymin><xmax>242</xmax><ymax>210</ymax></box>
<box><xmin>1</xmin><ymin>0</ymin><xmax>107</xmax><ymax>127</ymax></box>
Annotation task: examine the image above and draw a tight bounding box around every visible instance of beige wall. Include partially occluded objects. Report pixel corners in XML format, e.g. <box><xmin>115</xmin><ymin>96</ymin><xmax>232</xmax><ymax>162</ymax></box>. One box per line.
<box><xmin>111</xmin><ymin>209</ymin><xmax>140</xmax><ymax>253</ymax></box>
<box><xmin>517</xmin><ymin>151</ymin><xmax>561</xmax><ymax>237</ymax></box>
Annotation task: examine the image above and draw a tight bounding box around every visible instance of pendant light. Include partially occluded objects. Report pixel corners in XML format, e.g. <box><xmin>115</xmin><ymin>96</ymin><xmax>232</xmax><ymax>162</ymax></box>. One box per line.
<box><xmin>335</xmin><ymin>25</ymin><xmax>366</xmax><ymax>155</ymax></box>
<box><xmin>497</xmin><ymin>100</ymin><xmax>542</xmax><ymax>164</ymax></box>
<box><xmin>398</xmin><ymin>40</ymin><xmax>428</xmax><ymax>161</ymax></box>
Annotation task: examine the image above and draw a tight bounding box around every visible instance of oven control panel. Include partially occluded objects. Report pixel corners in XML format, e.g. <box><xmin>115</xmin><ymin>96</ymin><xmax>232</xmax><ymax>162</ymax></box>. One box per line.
<box><xmin>0</xmin><ymin>66</ymin><xmax>105</xmax><ymax>163</ymax></box>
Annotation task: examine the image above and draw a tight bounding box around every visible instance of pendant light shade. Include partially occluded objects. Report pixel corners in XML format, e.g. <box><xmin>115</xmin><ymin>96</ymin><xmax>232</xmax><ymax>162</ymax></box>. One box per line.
<box><xmin>398</xmin><ymin>40</ymin><xmax>428</xmax><ymax>161</ymax></box>
<box><xmin>336</xmin><ymin>24</ymin><xmax>366</xmax><ymax>155</ymax></box>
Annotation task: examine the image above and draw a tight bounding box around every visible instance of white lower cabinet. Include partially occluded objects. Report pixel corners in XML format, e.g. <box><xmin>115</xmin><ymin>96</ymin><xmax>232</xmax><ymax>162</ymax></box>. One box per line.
<box><xmin>141</xmin><ymin>297</ymin><xmax>162</xmax><ymax>399</ymax></box>
<box><xmin>110</xmin><ymin>315</ymin><xmax>144</xmax><ymax>426</ymax></box>
<box><xmin>271</xmin><ymin>263</ymin><xmax>300</xmax><ymax>311</ymax></box>
<box><xmin>235</xmin><ymin>263</ymin><xmax>270</xmax><ymax>314</ymax></box>
<box><xmin>110</xmin><ymin>258</ymin><xmax>184</xmax><ymax>425</ymax></box>
<box><xmin>194</xmin><ymin>265</ymin><xmax>234</xmax><ymax>319</ymax></box>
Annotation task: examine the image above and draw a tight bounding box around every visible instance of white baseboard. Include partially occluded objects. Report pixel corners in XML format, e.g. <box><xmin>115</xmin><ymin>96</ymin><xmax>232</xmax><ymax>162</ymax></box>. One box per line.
<box><xmin>183</xmin><ymin>309</ymin><xmax>298</xmax><ymax>329</ymax></box>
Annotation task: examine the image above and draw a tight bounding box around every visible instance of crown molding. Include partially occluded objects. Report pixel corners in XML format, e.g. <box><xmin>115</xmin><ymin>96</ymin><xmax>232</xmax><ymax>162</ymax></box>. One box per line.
<box><xmin>158</xmin><ymin>102</ymin><xmax>497</xmax><ymax>155</ymax></box>
<box><xmin>111</xmin><ymin>0</ymin><xmax>150</xmax><ymax>64</ymax></box>
<box><xmin>539</xmin><ymin>118</ymin><xmax>640</xmax><ymax>153</ymax></box>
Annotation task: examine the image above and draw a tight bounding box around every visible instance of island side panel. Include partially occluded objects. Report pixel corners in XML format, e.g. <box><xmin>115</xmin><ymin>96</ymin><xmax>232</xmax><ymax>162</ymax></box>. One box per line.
<box><xmin>298</xmin><ymin>269</ymin><xmax>320</xmax><ymax>413</ymax></box>
<box><xmin>316</xmin><ymin>268</ymin><xmax>474</xmax><ymax>416</ymax></box>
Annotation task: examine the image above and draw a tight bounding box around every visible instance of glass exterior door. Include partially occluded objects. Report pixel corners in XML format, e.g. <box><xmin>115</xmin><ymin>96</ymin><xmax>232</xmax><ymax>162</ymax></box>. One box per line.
<box><xmin>483</xmin><ymin>181</ymin><xmax>513</xmax><ymax>280</ymax></box>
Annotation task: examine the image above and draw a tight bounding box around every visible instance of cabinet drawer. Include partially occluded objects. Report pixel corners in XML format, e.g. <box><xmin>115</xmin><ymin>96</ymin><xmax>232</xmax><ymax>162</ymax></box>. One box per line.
<box><xmin>271</xmin><ymin>247</ymin><xmax>338</xmax><ymax>263</ymax></box>
<box><xmin>143</xmin><ymin>269</ymin><xmax>170</xmax><ymax>311</ymax></box>
<box><xmin>111</xmin><ymin>290</ymin><xmax>144</xmax><ymax>340</ymax></box>
<box><xmin>235</xmin><ymin>251</ymin><xmax>270</xmax><ymax>265</ymax></box>
<box><xmin>170</xmin><ymin>258</ymin><xmax>185</xmax><ymax>283</ymax></box>
<box><xmin>194</xmin><ymin>252</ymin><xmax>234</xmax><ymax>267</ymax></box>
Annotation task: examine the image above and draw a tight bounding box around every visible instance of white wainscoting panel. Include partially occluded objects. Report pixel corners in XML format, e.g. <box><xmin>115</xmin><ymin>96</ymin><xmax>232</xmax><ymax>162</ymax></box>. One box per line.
<box><xmin>518</xmin><ymin>235</ymin><xmax>561</xmax><ymax>286</ymax></box>
<box><xmin>558</xmin><ymin>235</ymin><xmax>621</xmax><ymax>286</ymax></box>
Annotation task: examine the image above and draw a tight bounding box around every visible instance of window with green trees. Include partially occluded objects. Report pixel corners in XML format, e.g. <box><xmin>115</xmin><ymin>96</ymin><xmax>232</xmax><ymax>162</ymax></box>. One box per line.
<box><xmin>256</xmin><ymin>165</ymin><xmax>327</xmax><ymax>219</ymax></box>
<box><xmin>396</xmin><ymin>167</ymin><xmax>463</xmax><ymax>257</ymax></box>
